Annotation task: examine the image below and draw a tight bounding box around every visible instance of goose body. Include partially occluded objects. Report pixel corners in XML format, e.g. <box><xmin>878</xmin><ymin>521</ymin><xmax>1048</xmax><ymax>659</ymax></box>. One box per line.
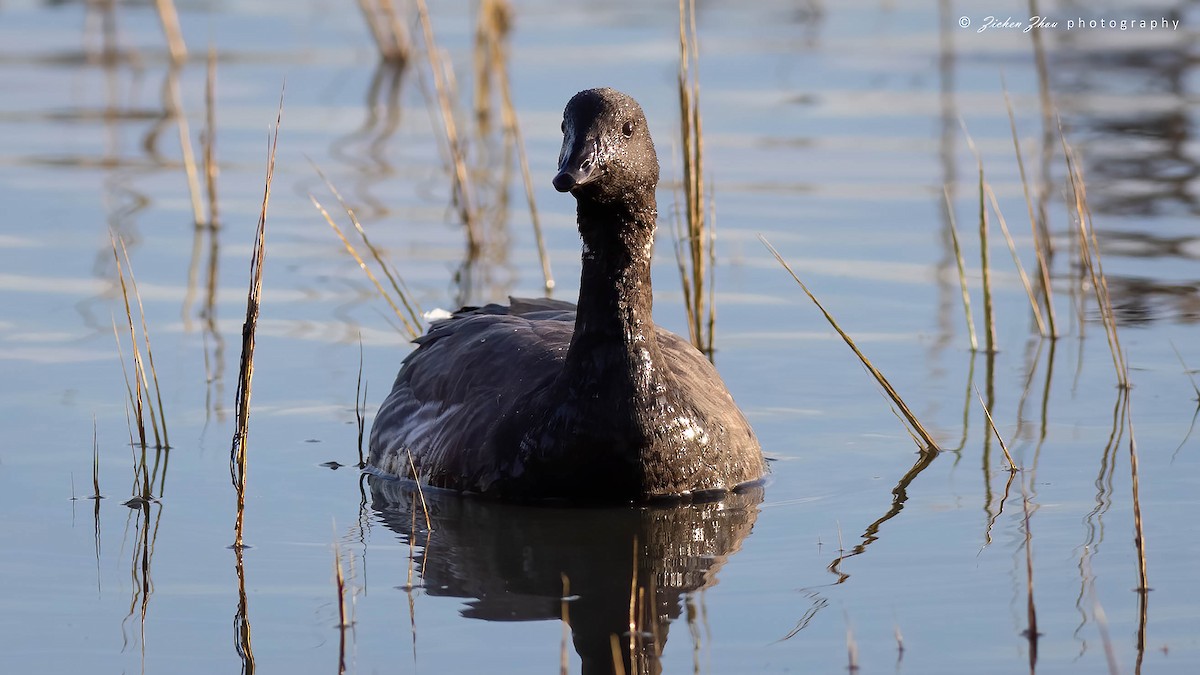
<box><xmin>368</xmin><ymin>88</ymin><xmax>765</xmax><ymax>503</ymax></box>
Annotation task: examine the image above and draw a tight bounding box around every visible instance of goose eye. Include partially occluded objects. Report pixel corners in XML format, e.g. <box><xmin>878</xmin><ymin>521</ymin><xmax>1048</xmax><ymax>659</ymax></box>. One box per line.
<box><xmin>621</xmin><ymin>120</ymin><xmax>634</xmax><ymax>138</ymax></box>
<box><xmin>561</xmin><ymin>120</ymin><xmax>566</xmax><ymax>134</ymax></box>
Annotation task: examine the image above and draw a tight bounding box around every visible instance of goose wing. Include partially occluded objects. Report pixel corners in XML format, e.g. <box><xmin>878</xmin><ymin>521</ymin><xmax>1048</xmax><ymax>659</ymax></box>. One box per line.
<box><xmin>368</xmin><ymin>298</ymin><xmax>575</xmax><ymax>491</ymax></box>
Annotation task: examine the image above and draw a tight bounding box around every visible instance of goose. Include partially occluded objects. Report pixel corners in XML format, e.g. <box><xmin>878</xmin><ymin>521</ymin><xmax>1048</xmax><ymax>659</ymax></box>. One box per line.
<box><xmin>368</xmin><ymin>87</ymin><xmax>765</xmax><ymax>503</ymax></box>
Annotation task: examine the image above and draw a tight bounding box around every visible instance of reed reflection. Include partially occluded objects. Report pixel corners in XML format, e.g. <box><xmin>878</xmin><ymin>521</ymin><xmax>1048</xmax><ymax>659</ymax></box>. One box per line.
<box><xmin>368</xmin><ymin>476</ymin><xmax>762</xmax><ymax>675</ymax></box>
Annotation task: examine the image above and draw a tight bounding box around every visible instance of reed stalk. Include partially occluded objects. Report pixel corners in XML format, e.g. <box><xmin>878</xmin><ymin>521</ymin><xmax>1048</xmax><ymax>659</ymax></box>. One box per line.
<box><xmin>110</xmin><ymin>233</ymin><xmax>162</xmax><ymax>449</ymax></box>
<box><xmin>488</xmin><ymin>4</ymin><xmax>553</xmax><ymax>293</ymax></box>
<box><xmin>1126</xmin><ymin>391</ymin><xmax>1149</xmax><ymax>597</ymax></box>
<box><xmin>204</xmin><ymin>45</ymin><xmax>220</xmax><ymax>230</ymax></box>
<box><xmin>959</xmin><ymin>123</ymin><xmax>997</xmax><ymax>353</ymax></box>
<box><xmin>977</xmin><ymin>385</ymin><xmax>1016</xmax><ymax>475</ymax></box>
<box><xmin>91</xmin><ymin>415</ymin><xmax>103</xmax><ymax>500</ymax></box>
<box><xmin>356</xmin><ymin>339</ymin><xmax>367</xmax><ymax>468</ymax></box>
<box><xmin>117</xmin><ymin>236</ymin><xmax>169</xmax><ymax>450</ymax></box>
<box><xmin>152</xmin><ymin>0</ymin><xmax>187</xmax><ymax>64</ymax></box>
<box><xmin>310</xmin><ymin>163</ymin><xmax>423</xmax><ymax>336</ymax></box>
<box><xmin>356</xmin><ymin>0</ymin><xmax>411</xmax><ymax>64</ymax></box>
<box><xmin>1004</xmin><ymin>88</ymin><xmax>1057</xmax><ymax>338</ymax></box>
<box><xmin>985</xmin><ymin>185</ymin><xmax>1046</xmax><ymax>336</ymax></box>
<box><xmin>1061</xmin><ymin>134</ymin><xmax>1126</xmax><ymax>388</ymax></box>
<box><xmin>414</xmin><ymin>0</ymin><xmax>479</xmax><ymax>252</ymax></box>
<box><xmin>231</xmin><ymin>91</ymin><xmax>283</xmax><ymax>548</ymax></box>
<box><xmin>943</xmin><ymin>186</ymin><xmax>978</xmax><ymax>351</ymax></box>
<box><xmin>762</xmin><ymin>236</ymin><xmax>939</xmax><ymax>451</ymax></box>
<box><xmin>310</xmin><ymin>193</ymin><xmax>422</xmax><ymax>339</ymax></box>
<box><xmin>164</xmin><ymin>66</ymin><xmax>205</xmax><ymax>228</ymax></box>
<box><xmin>676</xmin><ymin>0</ymin><xmax>714</xmax><ymax>354</ymax></box>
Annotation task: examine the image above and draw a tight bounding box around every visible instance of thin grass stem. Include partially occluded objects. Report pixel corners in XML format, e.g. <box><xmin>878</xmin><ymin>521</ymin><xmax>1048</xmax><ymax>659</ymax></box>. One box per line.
<box><xmin>943</xmin><ymin>186</ymin><xmax>979</xmax><ymax>351</ymax></box>
<box><xmin>985</xmin><ymin>185</ymin><xmax>1046</xmax><ymax>336</ymax></box>
<box><xmin>761</xmin><ymin>236</ymin><xmax>939</xmax><ymax>452</ymax></box>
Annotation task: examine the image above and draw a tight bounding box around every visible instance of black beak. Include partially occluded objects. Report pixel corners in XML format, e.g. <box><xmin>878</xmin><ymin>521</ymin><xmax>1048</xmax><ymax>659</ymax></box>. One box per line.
<box><xmin>553</xmin><ymin>137</ymin><xmax>599</xmax><ymax>192</ymax></box>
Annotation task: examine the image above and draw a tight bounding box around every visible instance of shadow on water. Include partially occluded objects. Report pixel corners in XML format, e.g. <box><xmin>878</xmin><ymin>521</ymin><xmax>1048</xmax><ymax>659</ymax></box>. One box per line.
<box><xmin>367</xmin><ymin>475</ymin><xmax>763</xmax><ymax>675</ymax></box>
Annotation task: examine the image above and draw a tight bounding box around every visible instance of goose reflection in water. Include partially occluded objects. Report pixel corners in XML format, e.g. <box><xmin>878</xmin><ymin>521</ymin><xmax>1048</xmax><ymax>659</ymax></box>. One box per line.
<box><xmin>368</xmin><ymin>475</ymin><xmax>763</xmax><ymax>674</ymax></box>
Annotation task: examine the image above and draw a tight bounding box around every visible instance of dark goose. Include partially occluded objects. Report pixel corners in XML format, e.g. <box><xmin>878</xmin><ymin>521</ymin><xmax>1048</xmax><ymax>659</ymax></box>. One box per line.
<box><xmin>368</xmin><ymin>87</ymin><xmax>765</xmax><ymax>503</ymax></box>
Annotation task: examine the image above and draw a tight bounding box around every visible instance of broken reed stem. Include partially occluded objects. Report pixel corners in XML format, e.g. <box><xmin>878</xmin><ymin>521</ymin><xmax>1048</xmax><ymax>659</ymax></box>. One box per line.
<box><xmin>677</xmin><ymin>0</ymin><xmax>712</xmax><ymax>353</ymax></box>
<box><xmin>152</xmin><ymin>0</ymin><xmax>187</xmax><ymax>64</ymax></box>
<box><xmin>414</xmin><ymin>0</ymin><xmax>479</xmax><ymax>253</ymax></box>
<box><xmin>204</xmin><ymin>45</ymin><xmax>219</xmax><ymax>230</ymax></box>
<box><xmin>310</xmin><ymin>193</ymin><xmax>422</xmax><ymax>339</ymax></box>
<box><xmin>974</xmin><ymin>385</ymin><xmax>1018</xmax><ymax>471</ymax></box>
<box><xmin>231</xmin><ymin>91</ymin><xmax>283</xmax><ymax>548</ymax></box>
<box><xmin>985</xmin><ymin>184</ymin><xmax>1047</xmax><ymax>336</ymax></box>
<box><xmin>1004</xmin><ymin>87</ymin><xmax>1057</xmax><ymax>338</ymax></box>
<box><xmin>1061</xmin><ymin>133</ymin><xmax>1127</xmax><ymax>388</ymax></box>
<box><xmin>310</xmin><ymin>162</ymin><xmax>423</xmax><ymax>336</ymax></box>
<box><xmin>761</xmin><ymin>236</ymin><xmax>940</xmax><ymax>452</ymax></box>
<box><xmin>943</xmin><ymin>186</ymin><xmax>979</xmax><ymax>351</ymax></box>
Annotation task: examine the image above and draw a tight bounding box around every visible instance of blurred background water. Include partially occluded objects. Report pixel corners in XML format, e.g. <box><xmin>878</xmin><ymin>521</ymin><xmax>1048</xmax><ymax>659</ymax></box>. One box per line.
<box><xmin>1</xmin><ymin>0</ymin><xmax>1198</xmax><ymax>673</ymax></box>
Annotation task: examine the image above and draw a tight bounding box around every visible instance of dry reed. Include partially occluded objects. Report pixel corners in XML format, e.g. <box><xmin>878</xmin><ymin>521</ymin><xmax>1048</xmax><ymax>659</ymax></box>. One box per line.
<box><xmin>985</xmin><ymin>185</ymin><xmax>1046</xmax><ymax>336</ymax></box>
<box><xmin>676</xmin><ymin>0</ymin><xmax>715</xmax><ymax>354</ymax></box>
<box><xmin>204</xmin><ymin>45</ymin><xmax>219</xmax><ymax>230</ymax></box>
<box><xmin>1004</xmin><ymin>88</ymin><xmax>1057</xmax><ymax>338</ymax></box>
<box><xmin>309</xmin><ymin>164</ymin><xmax>423</xmax><ymax>338</ymax></box>
<box><xmin>414</xmin><ymin>0</ymin><xmax>480</xmax><ymax>252</ymax></box>
<box><xmin>943</xmin><ymin>186</ymin><xmax>979</xmax><ymax>351</ymax></box>
<box><xmin>90</xmin><ymin>415</ymin><xmax>103</xmax><ymax>500</ymax></box>
<box><xmin>761</xmin><ymin>236</ymin><xmax>939</xmax><ymax>451</ymax></box>
<box><xmin>959</xmin><ymin>122</ymin><xmax>998</xmax><ymax>353</ymax></box>
<box><xmin>231</xmin><ymin>91</ymin><xmax>283</xmax><ymax>548</ymax></box>
<box><xmin>117</xmin><ymin>237</ymin><xmax>169</xmax><ymax>449</ymax></box>
<box><xmin>1126</xmin><ymin>391</ymin><xmax>1150</xmax><ymax>597</ymax></box>
<box><xmin>110</xmin><ymin>233</ymin><xmax>166</xmax><ymax>449</ymax></box>
<box><xmin>974</xmin><ymin>385</ymin><xmax>1018</xmax><ymax>471</ymax></box>
<box><xmin>1061</xmin><ymin>133</ymin><xmax>1127</xmax><ymax>388</ymax></box>
<box><xmin>486</xmin><ymin>0</ymin><xmax>553</xmax><ymax>293</ymax></box>
<box><xmin>152</xmin><ymin>0</ymin><xmax>186</xmax><ymax>64</ymax></box>
<box><xmin>233</xmin><ymin>544</ymin><xmax>255</xmax><ymax>670</ymax></box>
<box><xmin>357</xmin><ymin>0</ymin><xmax>411</xmax><ymax>65</ymax></box>
<box><xmin>164</xmin><ymin>67</ymin><xmax>205</xmax><ymax>227</ymax></box>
